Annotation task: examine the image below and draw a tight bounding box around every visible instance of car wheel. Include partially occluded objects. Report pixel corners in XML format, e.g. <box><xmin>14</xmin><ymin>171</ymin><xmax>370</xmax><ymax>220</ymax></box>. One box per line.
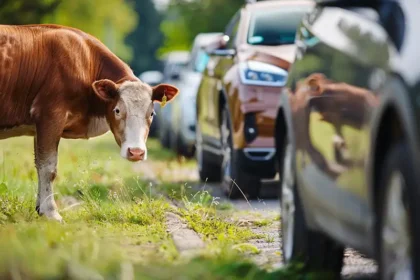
<box><xmin>221</xmin><ymin>106</ymin><xmax>260</xmax><ymax>199</ymax></box>
<box><xmin>377</xmin><ymin>142</ymin><xmax>419</xmax><ymax>280</ymax></box>
<box><xmin>196</xmin><ymin>124</ymin><xmax>221</xmax><ymax>182</ymax></box>
<box><xmin>179</xmin><ymin>138</ymin><xmax>195</xmax><ymax>159</ymax></box>
<box><xmin>280</xmin><ymin>135</ymin><xmax>344</xmax><ymax>277</ymax></box>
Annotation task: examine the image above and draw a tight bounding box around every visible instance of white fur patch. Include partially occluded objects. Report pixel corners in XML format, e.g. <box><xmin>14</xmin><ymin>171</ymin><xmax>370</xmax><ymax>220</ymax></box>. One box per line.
<box><xmin>36</xmin><ymin>154</ymin><xmax>62</xmax><ymax>221</ymax></box>
<box><xmin>118</xmin><ymin>81</ymin><xmax>153</xmax><ymax>160</ymax></box>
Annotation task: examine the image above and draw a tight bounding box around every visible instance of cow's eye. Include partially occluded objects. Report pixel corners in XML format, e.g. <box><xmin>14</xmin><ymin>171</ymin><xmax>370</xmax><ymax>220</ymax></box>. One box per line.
<box><xmin>114</xmin><ymin>108</ymin><xmax>120</xmax><ymax>115</ymax></box>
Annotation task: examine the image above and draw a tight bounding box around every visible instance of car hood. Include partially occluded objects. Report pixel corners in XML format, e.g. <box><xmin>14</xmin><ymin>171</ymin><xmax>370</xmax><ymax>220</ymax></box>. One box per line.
<box><xmin>237</xmin><ymin>44</ymin><xmax>297</xmax><ymax>68</ymax></box>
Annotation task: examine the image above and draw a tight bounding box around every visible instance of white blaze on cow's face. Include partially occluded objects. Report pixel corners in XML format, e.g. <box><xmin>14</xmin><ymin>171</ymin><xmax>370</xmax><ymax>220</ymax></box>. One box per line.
<box><xmin>92</xmin><ymin>79</ymin><xmax>179</xmax><ymax>162</ymax></box>
<box><xmin>114</xmin><ymin>81</ymin><xmax>153</xmax><ymax>161</ymax></box>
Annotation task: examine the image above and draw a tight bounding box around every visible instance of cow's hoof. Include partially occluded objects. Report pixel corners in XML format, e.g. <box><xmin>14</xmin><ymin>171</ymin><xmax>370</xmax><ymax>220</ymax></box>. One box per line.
<box><xmin>44</xmin><ymin>210</ymin><xmax>63</xmax><ymax>223</ymax></box>
<box><xmin>38</xmin><ymin>208</ymin><xmax>63</xmax><ymax>223</ymax></box>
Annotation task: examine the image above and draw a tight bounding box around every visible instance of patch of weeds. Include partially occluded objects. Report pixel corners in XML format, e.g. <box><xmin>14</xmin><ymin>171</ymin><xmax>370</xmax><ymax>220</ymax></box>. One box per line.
<box><xmin>264</xmin><ymin>235</ymin><xmax>276</xmax><ymax>243</ymax></box>
<box><xmin>0</xmin><ymin>193</ymin><xmax>36</xmax><ymax>224</ymax></box>
<box><xmin>133</xmin><ymin>254</ymin><xmax>332</xmax><ymax>280</ymax></box>
<box><xmin>179</xmin><ymin>190</ymin><xmax>260</xmax><ymax>245</ymax></box>
<box><xmin>232</xmin><ymin>243</ymin><xmax>260</xmax><ymax>254</ymax></box>
<box><xmin>253</xmin><ymin>219</ymin><xmax>273</xmax><ymax>227</ymax></box>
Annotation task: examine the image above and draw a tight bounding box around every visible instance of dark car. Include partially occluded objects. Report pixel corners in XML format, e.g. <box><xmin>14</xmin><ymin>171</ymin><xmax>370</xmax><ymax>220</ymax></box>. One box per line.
<box><xmin>196</xmin><ymin>0</ymin><xmax>313</xmax><ymax>199</ymax></box>
<box><xmin>275</xmin><ymin>1</ymin><xmax>419</xmax><ymax>279</ymax></box>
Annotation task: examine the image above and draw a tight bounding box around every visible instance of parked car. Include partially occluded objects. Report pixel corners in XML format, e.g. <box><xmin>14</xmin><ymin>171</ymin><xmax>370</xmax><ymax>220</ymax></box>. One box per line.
<box><xmin>139</xmin><ymin>70</ymin><xmax>164</xmax><ymax>137</ymax></box>
<box><xmin>169</xmin><ymin>33</ymin><xmax>223</xmax><ymax>158</ymax></box>
<box><xmin>275</xmin><ymin>1</ymin><xmax>418</xmax><ymax>279</ymax></box>
<box><xmin>157</xmin><ymin>51</ymin><xmax>190</xmax><ymax>148</ymax></box>
<box><xmin>195</xmin><ymin>0</ymin><xmax>313</xmax><ymax>198</ymax></box>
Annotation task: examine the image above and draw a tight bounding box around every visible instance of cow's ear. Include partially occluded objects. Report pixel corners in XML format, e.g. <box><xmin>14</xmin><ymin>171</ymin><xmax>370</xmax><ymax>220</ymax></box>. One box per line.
<box><xmin>92</xmin><ymin>79</ymin><xmax>119</xmax><ymax>102</ymax></box>
<box><xmin>307</xmin><ymin>78</ymin><xmax>322</xmax><ymax>96</ymax></box>
<box><xmin>152</xmin><ymin>84</ymin><xmax>179</xmax><ymax>103</ymax></box>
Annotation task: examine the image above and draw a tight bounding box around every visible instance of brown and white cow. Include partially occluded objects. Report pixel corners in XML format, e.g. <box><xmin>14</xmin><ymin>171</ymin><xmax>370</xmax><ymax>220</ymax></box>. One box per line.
<box><xmin>0</xmin><ymin>24</ymin><xmax>179</xmax><ymax>222</ymax></box>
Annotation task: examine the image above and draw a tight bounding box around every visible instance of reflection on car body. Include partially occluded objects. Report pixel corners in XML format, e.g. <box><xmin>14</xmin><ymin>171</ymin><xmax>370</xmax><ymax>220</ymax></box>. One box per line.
<box><xmin>196</xmin><ymin>0</ymin><xmax>314</xmax><ymax>199</ymax></box>
<box><xmin>275</xmin><ymin>1</ymin><xmax>420</xmax><ymax>279</ymax></box>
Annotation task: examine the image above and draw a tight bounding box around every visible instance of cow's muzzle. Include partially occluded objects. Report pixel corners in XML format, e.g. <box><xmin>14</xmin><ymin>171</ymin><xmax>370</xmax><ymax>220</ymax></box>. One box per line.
<box><xmin>127</xmin><ymin>148</ymin><xmax>145</xmax><ymax>162</ymax></box>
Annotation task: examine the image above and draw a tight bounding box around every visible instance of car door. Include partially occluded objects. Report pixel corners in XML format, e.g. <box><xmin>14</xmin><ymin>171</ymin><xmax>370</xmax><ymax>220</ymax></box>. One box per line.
<box><xmin>292</xmin><ymin>2</ymin><xmax>393</xmax><ymax>249</ymax></box>
<box><xmin>210</xmin><ymin>12</ymin><xmax>241</xmax><ymax>139</ymax></box>
<box><xmin>198</xmin><ymin>11</ymin><xmax>241</xmax><ymax>149</ymax></box>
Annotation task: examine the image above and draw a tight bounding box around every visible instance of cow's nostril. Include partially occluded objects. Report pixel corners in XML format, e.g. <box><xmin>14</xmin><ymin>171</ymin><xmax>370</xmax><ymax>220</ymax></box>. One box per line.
<box><xmin>127</xmin><ymin>148</ymin><xmax>145</xmax><ymax>161</ymax></box>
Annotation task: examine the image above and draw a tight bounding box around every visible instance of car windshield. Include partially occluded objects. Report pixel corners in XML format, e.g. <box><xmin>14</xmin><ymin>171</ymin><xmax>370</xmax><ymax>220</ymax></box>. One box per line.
<box><xmin>193</xmin><ymin>49</ymin><xmax>210</xmax><ymax>73</ymax></box>
<box><xmin>248</xmin><ymin>6</ymin><xmax>311</xmax><ymax>46</ymax></box>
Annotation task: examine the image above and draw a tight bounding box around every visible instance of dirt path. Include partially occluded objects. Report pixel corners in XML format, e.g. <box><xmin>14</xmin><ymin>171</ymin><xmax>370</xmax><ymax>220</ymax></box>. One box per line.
<box><xmin>133</xmin><ymin>160</ymin><xmax>377</xmax><ymax>279</ymax></box>
<box><xmin>197</xmin><ymin>182</ymin><xmax>378</xmax><ymax>279</ymax></box>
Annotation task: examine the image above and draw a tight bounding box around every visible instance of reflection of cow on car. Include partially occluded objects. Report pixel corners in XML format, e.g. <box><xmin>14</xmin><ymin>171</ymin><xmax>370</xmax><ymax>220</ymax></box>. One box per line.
<box><xmin>288</xmin><ymin>73</ymin><xmax>379</xmax><ymax>177</ymax></box>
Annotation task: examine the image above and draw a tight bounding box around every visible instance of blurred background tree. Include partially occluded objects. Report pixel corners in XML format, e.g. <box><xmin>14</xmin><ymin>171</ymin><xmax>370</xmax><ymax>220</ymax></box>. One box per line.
<box><xmin>0</xmin><ymin>0</ymin><xmax>243</xmax><ymax>72</ymax></box>
<box><xmin>125</xmin><ymin>0</ymin><xmax>164</xmax><ymax>74</ymax></box>
<box><xmin>159</xmin><ymin>0</ymin><xmax>244</xmax><ymax>55</ymax></box>
<box><xmin>42</xmin><ymin>0</ymin><xmax>138</xmax><ymax>62</ymax></box>
<box><xmin>0</xmin><ymin>0</ymin><xmax>61</xmax><ymax>24</ymax></box>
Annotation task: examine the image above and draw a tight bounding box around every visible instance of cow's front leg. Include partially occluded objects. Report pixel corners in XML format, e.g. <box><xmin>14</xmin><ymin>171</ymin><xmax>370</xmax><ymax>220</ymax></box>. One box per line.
<box><xmin>34</xmin><ymin>119</ymin><xmax>64</xmax><ymax>222</ymax></box>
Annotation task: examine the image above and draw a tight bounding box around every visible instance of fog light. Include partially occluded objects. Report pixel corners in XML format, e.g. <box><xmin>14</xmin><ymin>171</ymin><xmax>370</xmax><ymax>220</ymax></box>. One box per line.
<box><xmin>244</xmin><ymin>113</ymin><xmax>258</xmax><ymax>143</ymax></box>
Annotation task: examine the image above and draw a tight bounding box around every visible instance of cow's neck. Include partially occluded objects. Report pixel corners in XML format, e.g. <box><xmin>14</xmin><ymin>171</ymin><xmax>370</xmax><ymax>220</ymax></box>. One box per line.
<box><xmin>87</xmin><ymin>117</ymin><xmax>110</xmax><ymax>138</ymax></box>
<box><xmin>84</xmin><ymin>50</ymin><xmax>138</xmax><ymax>138</ymax></box>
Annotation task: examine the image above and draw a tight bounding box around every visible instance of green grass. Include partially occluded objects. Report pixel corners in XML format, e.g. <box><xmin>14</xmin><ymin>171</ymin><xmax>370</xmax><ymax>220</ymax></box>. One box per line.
<box><xmin>0</xmin><ymin>133</ymin><xmax>332</xmax><ymax>279</ymax></box>
<box><xmin>0</xmin><ymin>134</ymin><xmax>182</xmax><ymax>278</ymax></box>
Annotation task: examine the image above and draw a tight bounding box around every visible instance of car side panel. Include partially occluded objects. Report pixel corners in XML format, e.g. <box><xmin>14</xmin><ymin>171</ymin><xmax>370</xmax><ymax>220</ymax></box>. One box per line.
<box><xmin>196</xmin><ymin>56</ymin><xmax>222</xmax><ymax>149</ymax></box>
<box><xmin>288</xmin><ymin>6</ymin><xmax>395</xmax><ymax>253</ymax></box>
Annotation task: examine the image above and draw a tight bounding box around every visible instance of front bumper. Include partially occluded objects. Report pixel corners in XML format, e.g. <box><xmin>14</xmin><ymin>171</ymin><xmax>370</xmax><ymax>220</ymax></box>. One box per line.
<box><xmin>229</xmin><ymin>84</ymin><xmax>281</xmax><ymax>150</ymax></box>
<box><xmin>237</xmin><ymin>148</ymin><xmax>277</xmax><ymax>179</ymax></box>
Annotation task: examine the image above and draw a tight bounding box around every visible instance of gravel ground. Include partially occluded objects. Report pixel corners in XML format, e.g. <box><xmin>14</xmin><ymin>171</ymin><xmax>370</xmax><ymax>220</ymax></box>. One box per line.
<box><xmin>203</xmin><ymin>182</ymin><xmax>378</xmax><ymax>279</ymax></box>
<box><xmin>134</xmin><ymin>160</ymin><xmax>378</xmax><ymax>278</ymax></box>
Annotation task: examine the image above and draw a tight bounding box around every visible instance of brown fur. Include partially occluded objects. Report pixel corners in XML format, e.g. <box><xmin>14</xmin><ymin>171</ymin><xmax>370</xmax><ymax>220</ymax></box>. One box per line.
<box><xmin>0</xmin><ymin>24</ymin><xmax>137</xmax><ymax>137</ymax></box>
<box><xmin>0</xmin><ymin>24</ymin><xmax>179</xmax><ymax>221</ymax></box>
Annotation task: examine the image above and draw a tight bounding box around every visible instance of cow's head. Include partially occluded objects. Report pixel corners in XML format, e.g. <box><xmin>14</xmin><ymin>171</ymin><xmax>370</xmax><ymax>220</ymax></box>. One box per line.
<box><xmin>92</xmin><ymin>79</ymin><xmax>178</xmax><ymax>161</ymax></box>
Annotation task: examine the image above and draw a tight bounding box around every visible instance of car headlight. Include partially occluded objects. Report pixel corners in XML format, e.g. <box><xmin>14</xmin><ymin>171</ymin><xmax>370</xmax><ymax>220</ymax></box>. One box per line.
<box><xmin>239</xmin><ymin>61</ymin><xmax>288</xmax><ymax>87</ymax></box>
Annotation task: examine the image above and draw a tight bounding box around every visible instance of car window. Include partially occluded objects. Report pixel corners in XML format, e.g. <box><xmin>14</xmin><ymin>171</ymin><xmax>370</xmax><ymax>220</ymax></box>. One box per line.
<box><xmin>248</xmin><ymin>6</ymin><xmax>312</xmax><ymax>46</ymax></box>
<box><xmin>194</xmin><ymin>49</ymin><xmax>210</xmax><ymax>73</ymax></box>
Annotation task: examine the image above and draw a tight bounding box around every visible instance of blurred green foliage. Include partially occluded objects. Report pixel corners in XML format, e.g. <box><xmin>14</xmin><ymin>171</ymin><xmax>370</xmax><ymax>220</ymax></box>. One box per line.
<box><xmin>42</xmin><ymin>0</ymin><xmax>138</xmax><ymax>62</ymax></box>
<box><xmin>159</xmin><ymin>0</ymin><xmax>244</xmax><ymax>55</ymax></box>
<box><xmin>0</xmin><ymin>0</ymin><xmax>245</xmax><ymax>70</ymax></box>
<box><xmin>0</xmin><ymin>0</ymin><xmax>61</xmax><ymax>25</ymax></box>
<box><xmin>126</xmin><ymin>0</ymin><xmax>164</xmax><ymax>75</ymax></box>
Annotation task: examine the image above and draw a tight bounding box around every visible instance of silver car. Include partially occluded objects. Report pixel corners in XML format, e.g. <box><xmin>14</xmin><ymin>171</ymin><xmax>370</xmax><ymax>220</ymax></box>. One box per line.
<box><xmin>169</xmin><ymin>33</ymin><xmax>223</xmax><ymax>157</ymax></box>
<box><xmin>157</xmin><ymin>51</ymin><xmax>190</xmax><ymax>148</ymax></box>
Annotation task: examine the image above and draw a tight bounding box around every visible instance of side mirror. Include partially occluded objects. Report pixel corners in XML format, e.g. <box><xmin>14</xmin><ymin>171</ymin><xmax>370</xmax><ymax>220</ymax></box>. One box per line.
<box><xmin>204</xmin><ymin>34</ymin><xmax>236</xmax><ymax>57</ymax></box>
<box><xmin>207</xmin><ymin>48</ymin><xmax>236</xmax><ymax>57</ymax></box>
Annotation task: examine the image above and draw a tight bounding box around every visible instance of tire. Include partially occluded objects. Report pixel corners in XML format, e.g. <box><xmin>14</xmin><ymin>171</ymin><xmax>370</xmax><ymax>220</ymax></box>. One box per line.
<box><xmin>196</xmin><ymin>124</ymin><xmax>222</xmax><ymax>182</ymax></box>
<box><xmin>280</xmin><ymin>135</ymin><xmax>343</xmax><ymax>278</ymax></box>
<box><xmin>221</xmin><ymin>106</ymin><xmax>261</xmax><ymax>199</ymax></box>
<box><xmin>376</xmin><ymin>142</ymin><xmax>419</xmax><ymax>280</ymax></box>
<box><xmin>173</xmin><ymin>133</ymin><xmax>195</xmax><ymax>159</ymax></box>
